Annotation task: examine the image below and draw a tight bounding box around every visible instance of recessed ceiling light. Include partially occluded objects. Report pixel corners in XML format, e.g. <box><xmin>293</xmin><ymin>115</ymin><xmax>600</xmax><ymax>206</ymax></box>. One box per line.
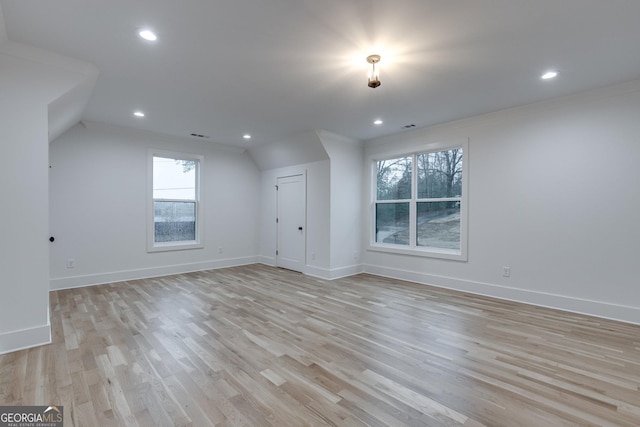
<box><xmin>139</xmin><ymin>29</ymin><xmax>157</xmax><ymax>41</ymax></box>
<box><xmin>133</xmin><ymin>111</ymin><xmax>145</xmax><ymax>117</ymax></box>
<box><xmin>243</xmin><ymin>134</ymin><xmax>251</xmax><ymax>140</ymax></box>
<box><xmin>373</xmin><ymin>119</ymin><xmax>383</xmax><ymax>125</ymax></box>
<box><xmin>541</xmin><ymin>70</ymin><xmax>558</xmax><ymax>80</ymax></box>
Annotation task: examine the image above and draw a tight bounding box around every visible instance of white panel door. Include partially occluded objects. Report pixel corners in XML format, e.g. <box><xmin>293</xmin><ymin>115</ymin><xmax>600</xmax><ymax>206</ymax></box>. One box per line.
<box><xmin>276</xmin><ymin>174</ymin><xmax>306</xmax><ymax>272</ymax></box>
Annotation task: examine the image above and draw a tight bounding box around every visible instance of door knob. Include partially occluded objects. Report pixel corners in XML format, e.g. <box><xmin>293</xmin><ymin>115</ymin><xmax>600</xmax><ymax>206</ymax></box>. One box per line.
<box><xmin>298</xmin><ymin>227</ymin><xmax>303</xmax><ymax>230</ymax></box>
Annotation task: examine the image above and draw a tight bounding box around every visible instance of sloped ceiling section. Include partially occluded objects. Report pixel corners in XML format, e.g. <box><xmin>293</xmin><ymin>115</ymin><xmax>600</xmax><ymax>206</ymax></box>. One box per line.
<box><xmin>48</xmin><ymin>68</ymin><xmax>98</xmax><ymax>142</ymax></box>
<box><xmin>0</xmin><ymin>2</ymin><xmax>98</xmax><ymax>142</ymax></box>
<box><xmin>248</xmin><ymin>130</ymin><xmax>329</xmax><ymax>171</ymax></box>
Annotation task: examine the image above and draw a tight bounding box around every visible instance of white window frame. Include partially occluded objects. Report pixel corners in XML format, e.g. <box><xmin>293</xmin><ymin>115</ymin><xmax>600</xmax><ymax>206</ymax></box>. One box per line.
<box><xmin>147</xmin><ymin>149</ymin><xmax>204</xmax><ymax>252</ymax></box>
<box><xmin>368</xmin><ymin>139</ymin><xmax>468</xmax><ymax>261</ymax></box>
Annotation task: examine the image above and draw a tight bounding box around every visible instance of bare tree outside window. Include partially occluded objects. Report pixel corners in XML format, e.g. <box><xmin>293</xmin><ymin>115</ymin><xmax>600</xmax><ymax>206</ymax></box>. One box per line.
<box><xmin>376</xmin><ymin>156</ymin><xmax>412</xmax><ymax>200</ymax></box>
<box><xmin>176</xmin><ymin>159</ymin><xmax>196</xmax><ymax>173</ymax></box>
<box><xmin>416</xmin><ymin>148</ymin><xmax>462</xmax><ymax>249</ymax></box>
<box><xmin>374</xmin><ymin>147</ymin><xmax>463</xmax><ymax>251</ymax></box>
<box><xmin>417</xmin><ymin>148</ymin><xmax>462</xmax><ymax>199</ymax></box>
<box><xmin>375</xmin><ymin>156</ymin><xmax>412</xmax><ymax>244</ymax></box>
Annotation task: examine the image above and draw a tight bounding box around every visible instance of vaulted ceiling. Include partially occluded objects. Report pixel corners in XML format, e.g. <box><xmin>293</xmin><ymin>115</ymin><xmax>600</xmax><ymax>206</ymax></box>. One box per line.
<box><xmin>2</xmin><ymin>0</ymin><xmax>640</xmax><ymax>148</ymax></box>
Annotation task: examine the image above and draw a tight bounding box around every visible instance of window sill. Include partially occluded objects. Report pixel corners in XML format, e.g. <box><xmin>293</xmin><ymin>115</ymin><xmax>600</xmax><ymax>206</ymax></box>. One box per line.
<box><xmin>367</xmin><ymin>243</ymin><xmax>467</xmax><ymax>261</ymax></box>
<box><xmin>147</xmin><ymin>241</ymin><xmax>204</xmax><ymax>253</ymax></box>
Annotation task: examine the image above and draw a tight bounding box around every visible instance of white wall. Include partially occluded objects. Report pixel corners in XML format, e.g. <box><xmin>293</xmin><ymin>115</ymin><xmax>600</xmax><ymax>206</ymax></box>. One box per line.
<box><xmin>363</xmin><ymin>79</ymin><xmax>640</xmax><ymax>324</ymax></box>
<box><xmin>318</xmin><ymin>131</ymin><xmax>364</xmax><ymax>278</ymax></box>
<box><xmin>253</xmin><ymin>129</ymin><xmax>333</xmax><ymax>277</ymax></box>
<box><xmin>0</xmin><ymin>4</ymin><xmax>7</xmax><ymax>43</ymax></box>
<box><xmin>258</xmin><ymin>161</ymin><xmax>331</xmax><ymax>277</ymax></box>
<box><xmin>49</xmin><ymin>122</ymin><xmax>260</xmax><ymax>289</ymax></box>
<box><xmin>0</xmin><ymin>41</ymin><xmax>94</xmax><ymax>354</ymax></box>
<box><xmin>256</xmin><ymin>130</ymin><xmax>363</xmax><ymax>280</ymax></box>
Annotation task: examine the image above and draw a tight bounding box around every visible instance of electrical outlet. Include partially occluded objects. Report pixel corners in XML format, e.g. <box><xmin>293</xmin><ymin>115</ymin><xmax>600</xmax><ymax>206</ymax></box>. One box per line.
<box><xmin>311</xmin><ymin>252</ymin><xmax>316</xmax><ymax>261</ymax></box>
<box><xmin>502</xmin><ymin>267</ymin><xmax>510</xmax><ymax>277</ymax></box>
<box><xmin>66</xmin><ymin>258</ymin><xmax>75</xmax><ymax>269</ymax></box>
<box><xmin>218</xmin><ymin>247</ymin><xmax>223</xmax><ymax>254</ymax></box>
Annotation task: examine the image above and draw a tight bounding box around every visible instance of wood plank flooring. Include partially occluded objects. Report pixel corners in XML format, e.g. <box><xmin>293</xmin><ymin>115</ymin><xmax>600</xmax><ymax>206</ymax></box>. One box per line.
<box><xmin>1</xmin><ymin>264</ymin><xmax>639</xmax><ymax>426</ymax></box>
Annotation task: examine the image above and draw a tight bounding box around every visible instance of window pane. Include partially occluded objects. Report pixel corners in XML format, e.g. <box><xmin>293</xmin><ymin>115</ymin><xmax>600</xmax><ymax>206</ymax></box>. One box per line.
<box><xmin>154</xmin><ymin>201</ymin><xmax>196</xmax><ymax>242</ymax></box>
<box><xmin>375</xmin><ymin>203</ymin><xmax>410</xmax><ymax>245</ymax></box>
<box><xmin>153</xmin><ymin>156</ymin><xmax>196</xmax><ymax>200</ymax></box>
<box><xmin>376</xmin><ymin>156</ymin><xmax>412</xmax><ymax>200</ymax></box>
<box><xmin>417</xmin><ymin>148</ymin><xmax>463</xmax><ymax>199</ymax></box>
<box><xmin>417</xmin><ymin>201</ymin><xmax>460</xmax><ymax>250</ymax></box>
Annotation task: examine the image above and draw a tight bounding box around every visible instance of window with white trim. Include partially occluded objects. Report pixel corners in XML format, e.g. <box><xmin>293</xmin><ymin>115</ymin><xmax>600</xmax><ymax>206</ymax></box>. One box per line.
<box><xmin>148</xmin><ymin>150</ymin><xmax>204</xmax><ymax>252</ymax></box>
<box><xmin>371</xmin><ymin>141</ymin><xmax>467</xmax><ymax>260</ymax></box>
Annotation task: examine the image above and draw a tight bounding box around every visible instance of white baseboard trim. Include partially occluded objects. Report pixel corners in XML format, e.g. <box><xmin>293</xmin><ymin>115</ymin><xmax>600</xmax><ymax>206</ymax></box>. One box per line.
<box><xmin>364</xmin><ymin>264</ymin><xmax>640</xmax><ymax>325</ymax></box>
<box><xmin>305</xmin><ymin>264</ymin><xmax>363</xmax><ymax>280</ymax></box>
<box><xmin>304</xmin><ymin>265</ymin><xmax>331</xmax><ymax>279</ymax></box>
<box><xmin>256</xmin><ymin>258</ymin><xmax>362</xmax><ymax>280</ymax></box>
<box><xmin>328</xmin><ymin>264</ymin><xmax>363</xmax><ymax>280</ymax></box>
<box><xmin>50</xmin><ymin>256</ymin><xmax>259</xmax><ymax>290</ymax></box>
<box><xmin>0</xmin><ymin>323</ymin><xmax>51</xmax><ymax>355</ymax></box>
<box><xmin>258</xmin><ymin>256</ymin><xmax>276</xmax><ymax>266</ymax></box>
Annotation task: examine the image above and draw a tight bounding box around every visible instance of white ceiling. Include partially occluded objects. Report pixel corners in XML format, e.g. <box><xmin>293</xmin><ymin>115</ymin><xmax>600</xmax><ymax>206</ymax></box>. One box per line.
<box><xmin>2</xmin><ymin>0</ymin><xmax>640</xmax><ymax>148</ymax></box>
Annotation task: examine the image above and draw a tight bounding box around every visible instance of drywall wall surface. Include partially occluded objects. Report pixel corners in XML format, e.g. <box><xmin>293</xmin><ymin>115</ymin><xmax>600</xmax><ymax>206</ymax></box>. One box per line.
<box><xmin>49</xmin><ymin>122</ymin><xmax>261</xmax><ymax>289</ymax></box>
<box><xmin>363</xmin><ymin>79</ymin><xmax>640</xmax><ymax>324</ymax></box>
<box><xmin>0</xmin><ymin>100</ymin><xmax>50</xmax><ymax>352</ymax></box>
<box><xmin>0</xmin><ymin>3</ymin><xmax>7</xmax><ymax>43</ymax></box>
<box><xmin>318</xmin><ymin>130</ymin><xmax>364</xmax><ymax>277</ymax></box>
<box><xmin>0</xmin><ymin>42</ymin><xmax>93</xmax><ymax>353</ymax></box>
<box><xmin>258</xmin><ymin>160</ymin><xmax>331</xmax><ymax>276</ymax></box>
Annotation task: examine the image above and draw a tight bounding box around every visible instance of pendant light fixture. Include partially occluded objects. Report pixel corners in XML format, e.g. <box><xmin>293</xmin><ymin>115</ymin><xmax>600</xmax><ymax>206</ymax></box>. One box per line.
<box><xmin>367</xmin><ymin>55</ymin><xmax>381</xmax><ymax>88</ymax></box>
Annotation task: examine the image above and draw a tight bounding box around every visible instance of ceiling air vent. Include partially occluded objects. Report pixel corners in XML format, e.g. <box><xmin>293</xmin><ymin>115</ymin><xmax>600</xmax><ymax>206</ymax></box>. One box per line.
<box><xmin>190</xmin><ymin>133</ymin><xmax>210</xmax><ymax>138</ymax></box>
<box><xmin>402</xmin><ymin>124</ymin><xmax>416</xmax><ymax>129</ymax></box>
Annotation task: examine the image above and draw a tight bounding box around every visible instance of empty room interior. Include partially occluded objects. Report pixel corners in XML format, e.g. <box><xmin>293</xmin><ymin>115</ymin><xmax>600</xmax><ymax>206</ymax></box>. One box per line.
<box><xmin>1</xmin><ymin>1</ymin><xmax>640</xmax><ymax>426</ymax></box>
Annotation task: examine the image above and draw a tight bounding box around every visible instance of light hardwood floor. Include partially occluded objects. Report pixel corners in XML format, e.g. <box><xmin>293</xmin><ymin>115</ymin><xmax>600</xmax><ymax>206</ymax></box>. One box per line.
<box><xmin>1</xmin><ymin>264</ymin><xmax>639</xmax><ymax>426</ymax></box>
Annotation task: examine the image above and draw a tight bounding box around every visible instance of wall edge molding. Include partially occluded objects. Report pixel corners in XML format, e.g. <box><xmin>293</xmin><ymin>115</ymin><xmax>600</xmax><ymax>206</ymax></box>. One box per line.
<box><xmin>0</xmin><ymin>324</ymin><xmax>51</xmax><ymax>356</ymax></box>
<box><xmin>328</xmin><ymin>264</ymin><xmax>363</xmax><ymax>280</ymax></box>
<box><xmin>363</xmin><ymin>264</ymin><xmax>640</xmax><ymax>325</ymax></box>
<box><xmin>302</xmin><ymin>265</ymin><xmax>330</xmax><ymax>280</ymax></box>
<box><xmin>305</xmin><ymin>264</ymin><xmax>363</xmax><ymax>280</ymax></box>
<box><xmin>50</xmin><ymin>256</ymin><xmax>259</xmax><ymax>290</ymax></box>
<box><xmin>258</xmin><ymin>256</ymin><xmax>276</xmax><ymax>266</ymax></box>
